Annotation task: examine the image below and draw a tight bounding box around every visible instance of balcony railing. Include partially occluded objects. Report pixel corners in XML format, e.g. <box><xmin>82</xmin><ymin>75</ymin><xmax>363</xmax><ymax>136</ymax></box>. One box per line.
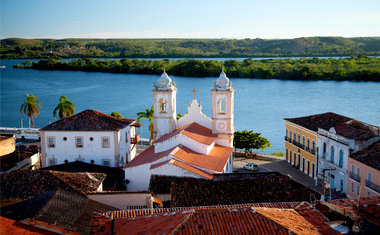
<box><xmin>306</xmin><ymin>146</ymin><xmax>310</xmax><ymax>152</ymax></box>
<box><xmin>350</xmin><ymin>172</ymin><xmax>361</xmax><ymax>182</ymax></box>
<box><xmin>365</xmin><ymin>180</ymin><xmax>380</xmax><ymax>193</ymax></box>
<box><xmin>131</xmin><ymin>135</ymin><xmax>140</xmax><ymax>144</ymax></box>
<box><xmin>311</xmin><ymin>149</ymin><xmax>315</xmax><ymax>155</ymax></box>
<box><xmin>285</xmin><ymin>136</ymin><xmax>288</xmax><ymax>141</ymax></box>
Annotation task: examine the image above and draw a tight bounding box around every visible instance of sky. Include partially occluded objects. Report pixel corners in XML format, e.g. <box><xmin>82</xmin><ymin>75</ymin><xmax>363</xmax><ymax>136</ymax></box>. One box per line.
<box><xmin>1</xmin><ymin>0</ymin><xmax>379</xmax><ymax>39</ymax></box>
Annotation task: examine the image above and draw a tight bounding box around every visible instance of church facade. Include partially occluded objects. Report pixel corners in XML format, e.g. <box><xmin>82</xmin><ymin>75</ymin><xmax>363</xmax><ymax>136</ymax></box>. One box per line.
<box><xmin>124</xmin><ymin>70</ymin><xmax>235</xmax><ymax>190</ymax></box>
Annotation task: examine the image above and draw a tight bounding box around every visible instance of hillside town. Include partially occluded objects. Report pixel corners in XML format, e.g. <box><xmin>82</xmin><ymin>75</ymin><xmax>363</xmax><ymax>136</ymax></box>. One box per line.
<box><xmin>1</xmin><ymin>70</ymin><xmax>379</xmax><ymax>234</ymax></box>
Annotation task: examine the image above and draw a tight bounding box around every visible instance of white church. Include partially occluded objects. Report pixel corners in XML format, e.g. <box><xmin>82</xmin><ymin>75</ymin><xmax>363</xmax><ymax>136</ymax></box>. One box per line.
<box><xmin>124</xmin><ymin>69</ymin><xmax>235</xmax><ymax>190</ymax></box>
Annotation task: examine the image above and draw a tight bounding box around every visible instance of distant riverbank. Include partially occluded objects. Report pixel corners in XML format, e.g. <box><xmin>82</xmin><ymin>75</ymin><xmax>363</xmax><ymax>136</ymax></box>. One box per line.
<box><xmin>14</xmin><ymin>57</ymin><xmax>380</xmax><ymax>81</ymax></box>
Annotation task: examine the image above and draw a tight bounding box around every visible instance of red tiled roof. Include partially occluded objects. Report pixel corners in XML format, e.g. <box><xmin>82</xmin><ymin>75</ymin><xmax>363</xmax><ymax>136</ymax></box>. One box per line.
<box><xmin>0</xmin><ymin>150</ymin><xmax>38</xmax><ymax>172</ymax></box>
<box><xmin>125</xmin><ymin>144</ymin><xmax>232</xmax><ymax>174</ymax></box>
<box><xmin>0</xmin><ymin>216</ymin><xmax>59</xmax><ymax>235</ymax></box>
<box><xmin>149</xmin><ymin>160</ymin><xmax>171</xmax><ymax>170</ymax></box>
<box><xmin>335</xmin><ymin>123</ymin><xmax>375</xmax><ymax>141</ymax></box>
<box><xmin>324</xmin><ymin>196</ymin><xmax>380</xmax><ymax>226</ymax></box>
<box><xmin>154</xmin><ymin>122</ymin><xmax>217</xmax><ymax>145</ymax></box>
<box><xmin>0</xmin><ymin>170</ymin><xmax>106</xmax><ymax>200</ymax></box>
<box><xmin>41</xmin><ymin>109</ymin><xmax>137</xmax><ymax>131</ymax></box>
<box><xmin>124</xmin><ymin>145</ymin><xmax>177</xmax><ymax>168</ymax></box>
<box><xmin>96</xmin><ymin>208</ymin><xmax>291</xmax><ymax>234</ymax></box>
<box><xmin>170</xmin><ymin>159</ymin><xmax>213</xmax><ymax>179</ymax></box>
<box><xmin>172</xmin><ymin>145</ymin><xmax>232</xmax><ymax>172</ymax></box>
<box><xmin>113</xmin><ymin>210</ymin><xmax>193</xmax><ymax>235</ymax></box>
<box><xmin>176</xmin><ymin>208</ymin><xmax>290</xmax><ymax>235</ymax></box>
<box><xmin>104</xmin><ymin>202</ymin><xmax>300</xmax><ymax>219</ymax></box>
<box><xmin>255</xmin><ymin>208</ymin><xmax>320</xmax><ymax>235</ymax></box>
<box><xmin>285</xmin><ymin>112</ymin><xmax>352</xmax><ymax>132</ymax></box>
<box><xmin>350</xmin><ymin>141</ymin><xmax>380</xmax><ymax>170</ymax></box>
<box><xmin>295</xmin><ymin>202</ymin><xmax>339</xmax><ymax>235</ymax></box>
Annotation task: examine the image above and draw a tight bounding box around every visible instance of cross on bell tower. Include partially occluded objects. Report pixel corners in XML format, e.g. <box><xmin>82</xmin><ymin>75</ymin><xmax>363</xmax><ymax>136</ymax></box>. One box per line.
<box><xmin>192</xmin><ymin>88</ymin><xmax>197</xmax><ymax>100</ymax></box>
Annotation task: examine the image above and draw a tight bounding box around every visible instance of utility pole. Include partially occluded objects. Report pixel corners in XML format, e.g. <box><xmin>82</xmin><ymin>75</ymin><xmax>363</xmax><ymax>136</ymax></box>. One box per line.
<box><xmin>319</xmin><ymin>168</ymin><xmax>336</xmax><ymax>201</ymax></box>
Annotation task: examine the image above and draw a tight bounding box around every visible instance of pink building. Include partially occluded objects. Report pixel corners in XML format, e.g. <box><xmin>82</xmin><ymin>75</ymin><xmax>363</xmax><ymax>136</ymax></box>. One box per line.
<box><xmin>347</xmin><ymin>141</ymin><xmax>380</xmax><ymax>198</ymax></box>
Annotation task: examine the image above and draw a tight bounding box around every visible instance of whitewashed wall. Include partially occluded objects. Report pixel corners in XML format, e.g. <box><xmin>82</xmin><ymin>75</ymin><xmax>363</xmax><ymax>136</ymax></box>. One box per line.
<box><xmin>177</xmin><ymin>100</ymin><xmax>212</xmax><ymax>129</ymax></box>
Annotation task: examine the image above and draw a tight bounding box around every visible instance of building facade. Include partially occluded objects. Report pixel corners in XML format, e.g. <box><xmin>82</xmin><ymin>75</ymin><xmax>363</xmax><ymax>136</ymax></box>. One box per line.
<box><xmin>347</xmin><ymin>142</ymin><xmax>380</xmax><ymax>198</ymax></box>
<box><xmin>40</xmin><ymin>110</ymin><xmax>141</xmax><ymax>167</ymax></box>
<box><xmin>284</xmin><ymin>119</ymin><xmax>318</xmax><ymax>179</ymax></box>
<box><xmin>317</xmin><ymin>119</ymin><xmax>380</xmax><ymax>194</ymax></box>
<box><xmin>124</xmin><ymin>70</ymin><xmax>234</xmax><ymax>190</ymax></box>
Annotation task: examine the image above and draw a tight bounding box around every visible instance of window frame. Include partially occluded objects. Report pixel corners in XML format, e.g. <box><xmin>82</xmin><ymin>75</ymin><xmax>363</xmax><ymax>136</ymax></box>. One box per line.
<box><xmin>75</xmin><ymin>136</ymin><xmax>84</xmax><ymax>148</ymax></box>
<box><xmin>102</xmin><ymin>159</ymin><xmax>111</xmax><ymax>167</ymax></box>
<box><xmin>47</xmin><ymin>136</ymin><xmax>56</xmax><ymax>148</ymax></box>
<box><xmin>159</xmin><ymin>98</ymin><xmax>167</xmax><ymax>113</ymax></box>
<box><xmin>48</xmin><ymin>158</ymin><xmax>57</xmax><ymax>166</ymax></box>
<box><xmin>101</xmin><ymin>136</ymin><xmax>110</xmax><ymax>148</ymax></box>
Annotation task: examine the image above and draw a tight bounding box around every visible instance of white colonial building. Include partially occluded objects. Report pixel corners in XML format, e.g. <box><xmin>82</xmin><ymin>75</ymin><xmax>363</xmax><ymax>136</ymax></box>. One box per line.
<box><xmin>317</xmin><ymin>118</ymin><xmax>380</xmax><ymax>194</ymax></box>
<box><xmin>124</xmin><ymin>70</ymin><xmax>234</xmax><ymax>190</ymax></box>
<box><xmin>40</xmin><ymin>110</ymin><xmax>141</xmax><ymax>167</ymax></box>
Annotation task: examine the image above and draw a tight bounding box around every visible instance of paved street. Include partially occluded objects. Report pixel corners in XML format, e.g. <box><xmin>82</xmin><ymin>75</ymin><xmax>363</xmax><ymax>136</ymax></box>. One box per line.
<box><xmin>233</xmin><ymin>157</ymin><xmax>322</xmax><ymax>194</ymax></box>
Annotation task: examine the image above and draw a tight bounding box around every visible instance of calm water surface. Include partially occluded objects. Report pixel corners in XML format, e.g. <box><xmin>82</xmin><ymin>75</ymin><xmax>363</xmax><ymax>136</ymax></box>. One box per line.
<box><xmin>1</xmin><ymin>59</ymin><xmax>379</xmax><ymax>153</ymax></box>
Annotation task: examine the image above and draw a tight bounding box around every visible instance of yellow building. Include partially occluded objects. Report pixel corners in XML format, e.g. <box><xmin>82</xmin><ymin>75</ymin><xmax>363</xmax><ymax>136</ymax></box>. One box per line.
<box><xmin>284</xmin><ymin>118</ymin><xmax>317</xmax><ymax>179</ymax></box>
<box><xmin>284</xmin><ymin>112</ymin><xmax>352</xmax><ymax>179</ymax></box>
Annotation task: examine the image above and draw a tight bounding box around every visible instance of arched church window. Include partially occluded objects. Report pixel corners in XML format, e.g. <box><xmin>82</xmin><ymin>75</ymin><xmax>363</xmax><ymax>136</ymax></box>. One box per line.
<box><xmin>218</xmin><ymin>99</ymin><xmax>225</xmax><ymax>113</ymax></box>
<box><xmin>159</xmin><ymin>98</ymin><xmax>167</xmax><ymax>113</ymax></box>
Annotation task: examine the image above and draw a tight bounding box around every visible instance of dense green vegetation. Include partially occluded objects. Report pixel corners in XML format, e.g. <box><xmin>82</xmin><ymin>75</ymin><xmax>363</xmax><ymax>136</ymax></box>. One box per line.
<box><xmin>234</xmin><ymin>130</ymin><xmax>271</xmax><ymax>154</ymax></box>
<box><xmin>2</xmin><ymin>37</ymin><xmax>380</xmax><ymax>59</ymax></box>
<box><xmin>15</xmin><ymin>57</ymin><xmax>380</xmax><ymax>81</ymax></box>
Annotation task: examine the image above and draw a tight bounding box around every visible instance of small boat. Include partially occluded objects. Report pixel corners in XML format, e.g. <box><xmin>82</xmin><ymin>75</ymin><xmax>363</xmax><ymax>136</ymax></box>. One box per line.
<box><xmin>0</xmin><ymin>65</ymin><xmax>6</xmax><ymax>69</ymax></box>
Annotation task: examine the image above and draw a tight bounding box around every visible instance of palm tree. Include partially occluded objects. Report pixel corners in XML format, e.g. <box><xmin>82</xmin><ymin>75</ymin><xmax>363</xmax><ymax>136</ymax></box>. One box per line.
<box><xmin>110</xmin><ymin>112</ymin><xmax>123</xmax><ymax>118</ymax></box>
<box><xmin>53</xmin><ymin>95</ymin><xmax>75</xmax><ymax>119</ymax></box>
<box><xmin>20</xmin><ymin>94</ymin><xmax>41</xmax><ymax>128</ymax></box>
<box><xmin>137</xmin><ymin>106</ymin><xmax>154</xmax><ymax>145</ymax></box>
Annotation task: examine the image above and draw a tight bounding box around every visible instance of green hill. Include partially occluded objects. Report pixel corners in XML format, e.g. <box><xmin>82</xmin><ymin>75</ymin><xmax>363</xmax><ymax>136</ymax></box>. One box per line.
<box><xmin>2</xmin><ymin>37</ymin><xmax>380</xmax><ymax>59</ymax></box>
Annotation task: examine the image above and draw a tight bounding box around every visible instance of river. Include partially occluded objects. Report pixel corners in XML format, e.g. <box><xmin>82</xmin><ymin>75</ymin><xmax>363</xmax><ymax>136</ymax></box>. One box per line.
<box><xmin>1</xmin><ymin>59</ymin><xmax>379</xmax><ymax>153</ymax></box>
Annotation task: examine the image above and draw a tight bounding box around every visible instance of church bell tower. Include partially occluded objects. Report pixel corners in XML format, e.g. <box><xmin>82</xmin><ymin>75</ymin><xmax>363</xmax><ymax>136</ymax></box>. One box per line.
<box><xmin>211</xmin><ymin>68</ymin><xmax>234</xmax><ymax>147</ymax></box>
<box><xmin>153</xmin><ymin>70</ymin><xmax>177</xmax><ymax>139</ymax></box>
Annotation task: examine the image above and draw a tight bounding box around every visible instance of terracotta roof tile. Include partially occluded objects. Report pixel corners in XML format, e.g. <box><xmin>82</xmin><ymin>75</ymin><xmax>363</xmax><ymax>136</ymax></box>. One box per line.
<box><xmin>295</xmin><ymin>202</ymin><xmax>339</xmax><ymax>234</ymax></box>
<box><xmin>0</xmin><ymin>170</ymin><xmax>105</xmax><ymax>200</ymax></box>
<box><xmin>0</xmin><ymin>150</ymin><xmax>38</xmax><ymax>172</ymax></box>
<box><xmin>125</xmin><ymin>144</ymin><xmax>232</xmax><ymax>174</ymax></box>
<box><xmin>123</xmin><ymin>145</ymin><xmax>177</xmax><ymax>168</ymax></box>
<box><xmin>113</xmin><ymin>210</ymin><xmax>194</xmax><ymax>235</ymax></box>
<box><xmin>149</xmin><ymin>160</ymin><xmax>171</xmax><ymax>170</ymax></box>
<box><xmin>170</xmin><ymin>159</ymin><xmax>213</xmax><ymax>179</ymax></box>
<box><xmin>350</xmin><ymin>141</ymin><xmax>380</xmax><ymax>170</ymax></box>
<box><xmin>285</xmin><ymin>112</ymin><xmax>352</xmax><ymax>132</ymax></box>
<box><xmin>0</xmin><ymin>216</ymin><xmax>59</xmax><ymax>235</ymax></box>
<box><xmin>41</xmin><ymin>161</ymin><xmax>125</xmax><ymax>191</ymax></box>
<box><xmin>41</xmin><ymin>109</ymin><xmax>137</xmax><ymax>131</ymax></box>
<box><xmin>255</xmin><ymin>208</ymin><xmax>321</xmax><ymax>235</ymax></box>
<box><xmin>334</xmin><ymin>123</ymin><xmax>375</xmax><ymax>141</ymax></box>
<box><xmin>324</xmin><ymin>196</ymin><xmax>380</xmax><ymax>227</ymax></box>
<box><xmin>104</xmin><ymin>202</ymin><xmax>300</xmax><ymax>219</ymax></box>
<box><xmin>176</xmin><ymin>208</ymin><xmax>290</xmax><ymax>235</ymax></box>
<box><xmin>1</xmin><ymin>190</ymin><xmax>116</xmax><ymax>234</ymax></box>
<box><xmin>154</xmin><ymin>122</ymin><xmax>217</xmax><ymax>145</ymax></box>
<box><xmin>96</xmin><ymin>208</ymin><xmax>291</xmax><ymax>234</ymax></box>
<box><xmin>172</xmin><ymin>145</ymin><xmax>232</xmax><ymax>172</ymax></box>
<box><xmin>170</xmin><ymin>176</ymin><xmax>311</xmax><ymax>208</ymax></box>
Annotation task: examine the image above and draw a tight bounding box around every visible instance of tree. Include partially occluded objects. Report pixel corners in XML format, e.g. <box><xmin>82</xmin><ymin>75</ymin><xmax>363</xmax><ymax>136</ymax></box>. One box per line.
<box><xmin>137</xmin><ymin>106</ymin><xmax>154</xmax><ymax>145</ymax></box>
<box><xmin>20</xmin><ymin>94</ymin><xmax>41</xmax><ymax>128</ymax></box>
<box><xmin>234</xmin><ymin>130</ymin><xmax>271</xmax><ymax>156</ymax></box>
<box><xmin>53</xmin><ymin>95</ymin><xmax>75</xmax><ymax>119</ymax></box>
<box><xmin>110</xmin><ymin>112</ymin><xmax>123</xmax><ymax>118</ymax></box>
<box><xmin>176</xmin><ymin>113</ymin><xmax>183</xmax><ymax>120</ymax></box>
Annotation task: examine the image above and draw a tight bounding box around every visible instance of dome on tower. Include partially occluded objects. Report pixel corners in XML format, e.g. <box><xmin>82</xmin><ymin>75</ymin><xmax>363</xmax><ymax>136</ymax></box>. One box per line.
<box><xmin>156</xmin><ymin>70</ymin><xmax>174</xmax><ymax>90</ymax></box>
<box><xmin>214</xmin><ymin>67</ymin><xmax>232</xmax><ymax>90</ymax></box>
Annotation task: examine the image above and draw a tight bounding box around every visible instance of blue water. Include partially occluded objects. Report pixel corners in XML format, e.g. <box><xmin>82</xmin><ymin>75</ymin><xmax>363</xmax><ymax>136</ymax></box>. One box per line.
<box><xmin>1</xmin><ymin>59</ymin><xmax>380</xmax><ymax>153</ymax></box>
